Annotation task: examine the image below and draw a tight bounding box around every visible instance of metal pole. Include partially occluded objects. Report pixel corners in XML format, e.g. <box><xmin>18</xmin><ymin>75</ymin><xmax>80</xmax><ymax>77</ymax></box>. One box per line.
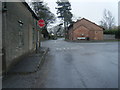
<box><xmin>38</xmin><ymin>30</ymin><xmax>40</xmax><ymax>48</ymax></box>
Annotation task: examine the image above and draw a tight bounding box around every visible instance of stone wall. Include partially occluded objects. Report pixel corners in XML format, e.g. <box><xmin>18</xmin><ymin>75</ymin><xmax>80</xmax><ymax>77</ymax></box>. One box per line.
<box><xmin>103</xmin><ymin>34</ymin><xmax>115</xmax><ymax>40</ymax></box>
<box><xmin>2</xmin><ymin>2</ymin><xmax>39</xmax><ymax>72</ymax></box>
<box><xmin>0</xmin><ymin>1</ymin><xmax>2</xmax><ymax>90</ymax></box>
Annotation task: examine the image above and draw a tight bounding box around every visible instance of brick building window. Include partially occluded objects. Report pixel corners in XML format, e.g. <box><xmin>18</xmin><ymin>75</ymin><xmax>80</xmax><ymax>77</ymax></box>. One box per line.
<box><xmin>18</xmin><ymin>20</ymin><xmax>24</xmax><ymax>47</ymax></box>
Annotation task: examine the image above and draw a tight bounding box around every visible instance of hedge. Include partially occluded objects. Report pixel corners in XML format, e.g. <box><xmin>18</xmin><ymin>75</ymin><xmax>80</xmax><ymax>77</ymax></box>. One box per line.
<box><xmin>115</xmin><ymin>30</ymin><xmax>120</xmax><ymax>39</ymax></box>
<box><xmin>104</xmin><ymin>29</ymin><xmax>120</xmax><ymax>39</ymax></box>
<box><xmin>104</xmin><ymin>30</ymin><xmax>118</xmax><ymax>34</ymax></box>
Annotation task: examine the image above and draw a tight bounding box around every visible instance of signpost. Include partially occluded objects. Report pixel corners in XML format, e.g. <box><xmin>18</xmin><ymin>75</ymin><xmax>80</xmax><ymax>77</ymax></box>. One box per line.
<box><xmin>36</xmin><ymin>19</ymin><xmax>45</xmax><ymax>53</ymax></box>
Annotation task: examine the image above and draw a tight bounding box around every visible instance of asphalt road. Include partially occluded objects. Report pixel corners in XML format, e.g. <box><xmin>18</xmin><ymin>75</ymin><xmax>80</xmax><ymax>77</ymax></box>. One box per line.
<box><xmin>34</xmin><ymin>38</ymin><xmax>118</xmax><ymax>88</ymax></box>
<box><xmin>3</xmin><ymin>38</ymin><xmax>118</xmax><ymax>88</ymax></box>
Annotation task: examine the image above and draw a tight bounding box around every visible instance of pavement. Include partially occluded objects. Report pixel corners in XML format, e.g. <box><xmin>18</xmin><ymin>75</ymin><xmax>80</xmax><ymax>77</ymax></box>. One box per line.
<box><xmin>7</xmin><ymin>47</ymin><xmax>49</xmax><ymax>75</ymax></box>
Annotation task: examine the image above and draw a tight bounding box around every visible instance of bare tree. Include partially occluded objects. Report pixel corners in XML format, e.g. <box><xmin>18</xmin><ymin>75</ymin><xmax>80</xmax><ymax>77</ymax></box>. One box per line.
<box><xmin>100</xmin><ymin>9</ymin><xmax>115</xmax><ymax>30</ymax></box>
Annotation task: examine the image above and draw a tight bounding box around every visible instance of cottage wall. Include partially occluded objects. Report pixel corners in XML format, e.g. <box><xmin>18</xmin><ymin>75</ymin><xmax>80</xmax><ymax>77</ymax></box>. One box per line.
<box><xmin>0</xmin><ymin>2</ymin><xmax>2</xmax><ymax>77</ymax></box>
<box><xmin>2</xmin><ymin>2</ymin><xmax>38</xmax><ymax>72</ymax></box>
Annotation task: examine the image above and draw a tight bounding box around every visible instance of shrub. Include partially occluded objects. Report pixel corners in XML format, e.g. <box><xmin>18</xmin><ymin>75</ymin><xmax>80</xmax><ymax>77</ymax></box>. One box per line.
<box><xmin>104</xmin><ymin>29</ymin><xmax>118</xmax><ymax>34</ymax></box>
<box><xmin>104</xmin><ymin>29</ymin><xmax>120</xmax><ymax>39</ymax></box>
<box><xmin>115</xmin><ymin>30</ymin><xmax>120</xmax><ymax>39</ymax></box>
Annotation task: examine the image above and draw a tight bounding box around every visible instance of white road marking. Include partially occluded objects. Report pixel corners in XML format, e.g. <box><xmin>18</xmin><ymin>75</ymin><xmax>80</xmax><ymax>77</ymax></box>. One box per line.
<box><xmin>79</xmin><ymin>43</ymin><xmax>107</xmax><ymax>45</ymax></box>
<box><xmin>56</xmin><ymin>47</ymin><xmax>84</xmax><ymax>51</ymax></box>
<box><xmin>54</xmin><ymin>41</ymin><xmax>57</xmax><ymax>43</ymax></box>
<box><xmin>66</xmin><ymin>48</ymin><xmax>69</xmax><ymax>49</ymax></box>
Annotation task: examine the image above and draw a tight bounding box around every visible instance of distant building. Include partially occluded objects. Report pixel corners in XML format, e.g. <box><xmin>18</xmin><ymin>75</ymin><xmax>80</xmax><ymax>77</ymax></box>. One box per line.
<box><xmin>2</xmin><ymin>2</ymin><xmax>41</xmax><ymax>74</ymax></box>
<box><xmin>68</xmin><ymin>18</ymin><xmax>104</xmax><ymax>41</ymax></box>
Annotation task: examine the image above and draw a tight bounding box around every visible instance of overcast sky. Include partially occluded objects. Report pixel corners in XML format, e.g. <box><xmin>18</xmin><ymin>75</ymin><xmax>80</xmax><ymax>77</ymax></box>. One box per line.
<box><xmin>43</xmin><ymin>0</ymin><xmax>119</xmax><ymax>27</ymax></box>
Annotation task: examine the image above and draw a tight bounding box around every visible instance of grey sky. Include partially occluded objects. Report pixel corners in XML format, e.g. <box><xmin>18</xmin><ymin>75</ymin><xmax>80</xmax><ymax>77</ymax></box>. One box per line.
<box><xmin>44</xmin><ymin>0</ymin><xmax>119</xmax><ymax>27</ymax></box>
<box><xmin>118</xmin><ymin>1</ymin><xmax>120</xmax><ymax>25</ymax></box>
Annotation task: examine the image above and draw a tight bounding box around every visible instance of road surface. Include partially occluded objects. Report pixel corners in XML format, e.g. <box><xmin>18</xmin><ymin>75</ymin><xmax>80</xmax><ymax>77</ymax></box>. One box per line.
<box><xmin>3</xmin><ymin>38</ymin><xmax>118</xmax><ymax>88</ymax></box>
<box><xmin>34</xmin><ymin>38</ymin><xmax>118</xmax><ymax>88</ymax></box>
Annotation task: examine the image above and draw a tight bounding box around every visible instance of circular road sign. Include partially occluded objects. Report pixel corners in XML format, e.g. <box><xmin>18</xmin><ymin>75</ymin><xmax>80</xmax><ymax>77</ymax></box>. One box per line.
<box><xmin>38</xmin><ymin>19</ymin><xmax>45</xmax><ymax>28</ymax></box>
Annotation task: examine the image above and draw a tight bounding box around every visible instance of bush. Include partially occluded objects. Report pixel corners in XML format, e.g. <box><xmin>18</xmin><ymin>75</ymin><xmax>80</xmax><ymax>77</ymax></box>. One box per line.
<box><xmin>104</xmin><ymin>29</ymin><xmax>118</xmax><ymax>34</ymax></box>
<box><xmin>115</xmin><ymin>30</ymin><xmax>120</xmax><ymax>39</ymax></box>
<box><xmin>104</xmin><ymin>29</ymin><xmax>120</xmax><ymax>39</ymax></box>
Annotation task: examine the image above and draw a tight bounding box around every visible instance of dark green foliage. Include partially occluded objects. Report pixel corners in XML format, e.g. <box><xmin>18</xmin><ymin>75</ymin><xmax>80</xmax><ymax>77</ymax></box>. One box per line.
<box><xmin>32</xmin><ymin>1</ymin><xmax>56</xmax><ymax>26</ymax></box>
<box><xmin>56</xmin><ymin>0</ymin><xmax>73</xmax><ymax>39</ymax></box>
<box><xmin>104</xmin><ymin>29</ymin><xmax>120</xmax><ymax>39</ymax></box>
<box><xmin>104</xmin><ymin>30</ymin><xmax>118</xmax><ymax>34</ymax></box>
<box><xmin>31</xmin><ymin>1</ymin><xmax>56</xmax><ymax>38</ymax></box>
<box><xmin>56</xmin><ymin>0</ymin><xmax>73</xmax><ymax>28</ymax></box>
<box><xmin>115</xmin><ymin>30</ymin><xmax>120</xmax><ymax>39</ymax></box>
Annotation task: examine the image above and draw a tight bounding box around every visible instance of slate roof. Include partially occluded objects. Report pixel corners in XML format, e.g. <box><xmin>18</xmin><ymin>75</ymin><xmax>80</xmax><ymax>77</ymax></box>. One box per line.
<box><xmin>22</xmin><ymin>2</ymin><xmax>39</xmax><ymax>20</ymax></box>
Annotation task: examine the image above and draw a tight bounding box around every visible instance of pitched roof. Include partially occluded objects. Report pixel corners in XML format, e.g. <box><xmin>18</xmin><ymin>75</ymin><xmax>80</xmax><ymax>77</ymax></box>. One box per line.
<box><xmin>75</xmin><ymin>18</ymin><xmax>104</xmax><ymax>30</ymax></box>
<box><xmin>22</xmin><ymin>2</ymin><xmax>39</xmax><ymax>20</ymax></box>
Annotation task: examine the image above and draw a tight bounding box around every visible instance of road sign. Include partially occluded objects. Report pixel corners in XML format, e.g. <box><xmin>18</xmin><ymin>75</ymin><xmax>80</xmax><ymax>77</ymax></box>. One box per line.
<box><xmin>38</xmin><ymin>19</ymin><xmax>45</xmax><ymax>28</ymax></box>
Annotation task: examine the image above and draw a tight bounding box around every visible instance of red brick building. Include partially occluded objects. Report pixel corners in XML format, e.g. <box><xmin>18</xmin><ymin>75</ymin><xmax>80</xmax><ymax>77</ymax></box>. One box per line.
<box><xmin>68</xmin><ymin>18</ymin><xmax>104</xmax><ymax>40</ymax></box>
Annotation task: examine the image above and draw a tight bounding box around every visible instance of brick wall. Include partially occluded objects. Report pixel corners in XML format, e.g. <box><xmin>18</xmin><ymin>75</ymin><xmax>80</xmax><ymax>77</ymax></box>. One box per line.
<box><xmin>73</xmin><ymin>26</ymin><xmax>89</xmax><ymax>40</ymax></box>
<box><xmin>69</xmin><ymin>18</ymin><xmax>103</xmax><ymax>40</ymax></box>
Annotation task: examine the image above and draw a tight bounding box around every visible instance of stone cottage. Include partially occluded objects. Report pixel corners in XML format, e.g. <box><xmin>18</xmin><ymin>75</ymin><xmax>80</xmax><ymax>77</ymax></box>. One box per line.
<box><xmin>1</xmin><ymin>2</ymin><xmax>41</xmax><ymax>74</ymax></box>
<box><xmin>68</xmin><ymin>18</ymin><xmax>104</xmax><ymax>41</ymax></box>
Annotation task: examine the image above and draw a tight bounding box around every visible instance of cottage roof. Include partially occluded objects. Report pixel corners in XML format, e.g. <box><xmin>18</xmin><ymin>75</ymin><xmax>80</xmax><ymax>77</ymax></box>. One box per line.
<box><xmin>22</xmin><ymin>2</ymin><xmax>39</xmax><ymax>20</ymax></box>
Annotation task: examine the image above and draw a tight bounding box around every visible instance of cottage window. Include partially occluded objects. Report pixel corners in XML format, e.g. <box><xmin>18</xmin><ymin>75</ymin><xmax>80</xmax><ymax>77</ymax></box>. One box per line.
<box><xmin>18</xmin><ymin>20</ymin><xmax>24</xmax><ymax>47</ymax></box>
<box><xmin>2</xmin><ymin>2</ymin><xmax>7</xmax><ymax>12</ymax></box>
<box><xmin>32</xmin><ymin>28</ymin><xmax>35</xmax><ymax>44</ymax></box>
